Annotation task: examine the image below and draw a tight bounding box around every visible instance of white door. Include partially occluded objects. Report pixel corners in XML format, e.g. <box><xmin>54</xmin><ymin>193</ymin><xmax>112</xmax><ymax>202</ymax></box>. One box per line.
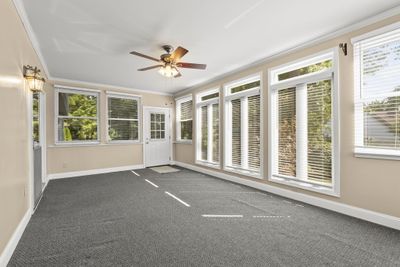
<box><xmin>144</xmin><ymin>107</ymin><xmax>171</xmax><ymax>167</ymax></box>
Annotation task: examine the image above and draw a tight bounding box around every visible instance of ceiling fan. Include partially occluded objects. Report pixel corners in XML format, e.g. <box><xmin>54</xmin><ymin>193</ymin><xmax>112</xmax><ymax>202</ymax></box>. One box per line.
<box><xmin>129</xmin><ymin>45</ymin><xmax>206</xmax><ymax>78</ymax></box>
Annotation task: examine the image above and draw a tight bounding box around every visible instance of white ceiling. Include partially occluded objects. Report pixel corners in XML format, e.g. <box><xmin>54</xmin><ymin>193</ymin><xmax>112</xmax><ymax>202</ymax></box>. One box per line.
<box><xmin>20</xmin><ymin>0</ymin><xmax>400</xmax><ymax>94</ymax></box>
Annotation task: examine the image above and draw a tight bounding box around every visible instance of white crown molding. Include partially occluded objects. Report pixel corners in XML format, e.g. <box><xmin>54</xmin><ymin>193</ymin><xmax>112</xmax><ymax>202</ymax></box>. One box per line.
<box><xmin>175</xmin><ymin>5</ymin><xmax>400</xmax><ymax>97</ymax></box>
<box><xmin>47</xmin><ymin>164</ymin><xmax>144</xmax><ymax>180</ymax></box>
<box><xmin>50</xmin><ymin>78</ymin><xmax>173</xmax><ymax>96</ymax></box>
<box><xmin>0</xmin><ymin>209</ymin><xmax>31</xmax><ymax>267</ymax></box>
<box><xmin>172</xmin><ymin>161</ymin><xmax>400</xmax><ymax>231</ymax></box>
<box><xmin>12</xmin><ymin>0</ymin><xmax>51</xmax><ymax>79</ymax></box>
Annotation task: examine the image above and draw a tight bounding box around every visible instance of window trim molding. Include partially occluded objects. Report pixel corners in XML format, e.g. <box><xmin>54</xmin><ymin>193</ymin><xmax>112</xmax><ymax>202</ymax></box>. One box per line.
<box><xmin>268</xmin><ymin>48</ymin><xmax>340</xmax><ymax>197</ymax></box>
<box><xmin>195</xmin><ymin>88</ymin><xmax>221</xmax><ymax>166</ymax></box>
<box><xmin>106</xmin><ymin>92</ymin><xmax>141</xmax><ymax>144</ymax></box>
<box><xmin>223</xmin><ymin>73</ymin><xmax>264</xmax><ymax>179</ymax></box>
<box><xmin>54</xmin><ymin>87</ymin><xmax>100</xmax><ymax>145</ymax></box>
<box><xmin>175</xmin><ymin>94</ymin><xmax>193</xmax><ymax>143</ymax></box>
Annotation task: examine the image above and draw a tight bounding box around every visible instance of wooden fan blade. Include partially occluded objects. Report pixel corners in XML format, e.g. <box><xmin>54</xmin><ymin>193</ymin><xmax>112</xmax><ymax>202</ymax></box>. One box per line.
<box><xmin>177</xmin><ymin>62</ymin><xmax>207</xmax><ymax>70</ymax></box>
<box><xmin>130</xmin><ymin>51</ymin><xmax>160</xmax><ymax>62</ymax></box>
<box><xmin>138</xmin><ymin>65</ymin><xmax>163</xmax><ymax>71</ymax></box>
<box><xmin>170</xmin><ymin>46</ymin><xmax>188</xmax><ymax>62</ymax></box>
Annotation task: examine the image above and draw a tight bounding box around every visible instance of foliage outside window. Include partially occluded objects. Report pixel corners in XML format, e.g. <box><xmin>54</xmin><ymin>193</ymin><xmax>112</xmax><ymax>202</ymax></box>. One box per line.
<box><xmin>176</xmin><ymin>96</ymin><xmax>193</xmax><ymax>141</ymax></box>
<box><xmin>224</xmin><ymin>77</ymin><xmax>261</xmax><ymax>176</ymax></box>
<box><xmin>33</xmin><ymin>93</ymin><xmax>40</xmax><ymax>144</ymax></box>
<box><xmin>270</xmin><ymin>50</ymin><xmax>338</xmax><ymax>193</ymax></box>
<box><xmin>108</xmin><ymin>95</ymin><xmax>139</xmax><ymax>141</ymax></box>
<box><xmin>57</xmin><ymin>89</ymin><xmax>98</xmax><ymax>143</ymax></box>
<box><xmin>354</xmin><ymin>26</ymin><xmax>400</xmax><ymax>157</ymax></box>
<box><xmin>196</xmin><ymin>89</ymin><xmax>220</xmax><ymax>166</ymax></box>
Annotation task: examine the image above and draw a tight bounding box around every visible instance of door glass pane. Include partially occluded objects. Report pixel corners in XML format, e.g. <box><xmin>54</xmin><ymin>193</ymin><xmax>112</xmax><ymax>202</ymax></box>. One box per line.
<box><xmin>307</xmin><ymin>80</ymin><xmax>332</xmax><ymax>184</ymax></box>
<box><xmin>231</xmin><ymin>99</ymin><xmax>241</xmax><ymax>167</ymax></box>
<box><xmin>33</xmin><ymin>93</ymin><xmax>40</xmax><ymax>144</ymax></box>
<box><xmin>278</xmin><ymin>87</ymin><xmax>296</xmax><ymax>177</ymax></box>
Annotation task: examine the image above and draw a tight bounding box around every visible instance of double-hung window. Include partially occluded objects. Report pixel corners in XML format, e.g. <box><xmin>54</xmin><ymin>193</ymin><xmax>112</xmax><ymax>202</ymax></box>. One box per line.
<box><xmin>269</xmin><ymin>49</ymin><xmax>339</xmax><ymax>195</ymax></box>
<box><xmin>353</xmin><ymin>23</ymin><xmax>400</xmax><ymax>160</ymax></box>
<box><xmin>107</xmin><ymin>93</ymin><xmax>140</xmax><ymax>142</ymax></box>
<box><xmin>196</xmin><ymin>89</ymin><xmax>220</xmax><ymax>166</ymax></box>
<box><xmin>56</xmin><ymin>88</ymin><xmax>99</xmax><ymax>143</ymax></box>
<box><xmin>176</xmin><ymin>95</ymin><xmax>193</xmax><ymax>142</ymax></box>
<box><xmin>224</xmin><ymin>75</ymin><xmax>262</xmax><ymax>177</ymax></box>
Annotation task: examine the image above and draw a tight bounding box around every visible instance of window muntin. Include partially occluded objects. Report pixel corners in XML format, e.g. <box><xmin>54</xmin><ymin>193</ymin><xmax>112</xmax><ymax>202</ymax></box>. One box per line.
<box><xmin>176</xmin><ymin>96</ymin><xmax>193</xmax><ymax>141</ymax></box>
<box><xmin>354</xmin><ymin>26</ymin><xmax>400</xmax><ymax>155</ymax></box>
<box><xmin>150</xmin><ymin>113</ymin><xmax>166</xmax><ymax>140</ymax></box>
<box><xmin>224</xmin><ymin>76</ymin><xmax>261</xmax><ymax>176</ymax></box>
<box><xmin>107</xmin><ymin>95</ymin><xmax>139</xmax><ymax>141</ymax></box>
<box><xmin>196</xmin><ymin>90</ymin><xmax>220</xmax><ymax>166</ymax></box>
<box><xmin>269</xmin><ymin>50</ymin><xmax>338</xmax><ymax>193</ymax></box>
<box><xmin>56</xmin><ymin>89</ymin><xmax>99</xmax><ymax>143</ymax></box>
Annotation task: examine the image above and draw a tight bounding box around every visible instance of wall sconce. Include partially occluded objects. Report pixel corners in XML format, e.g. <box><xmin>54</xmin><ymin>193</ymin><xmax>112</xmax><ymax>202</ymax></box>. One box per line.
<box><xmin>23</xmin><ymin>65</ymin><xmax>45</xmax><ymax>92</ymax></box>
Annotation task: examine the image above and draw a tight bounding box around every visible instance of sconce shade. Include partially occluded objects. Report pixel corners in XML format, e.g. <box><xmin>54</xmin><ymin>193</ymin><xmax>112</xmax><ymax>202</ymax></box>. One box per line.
<box><xmin>23</xmin><ymin>65</ymin><xmax>45</xmax><ymax>92</ymax></box>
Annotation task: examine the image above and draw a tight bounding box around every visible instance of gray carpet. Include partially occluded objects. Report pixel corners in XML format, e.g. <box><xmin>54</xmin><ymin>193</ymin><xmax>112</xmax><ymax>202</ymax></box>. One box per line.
<box><xmin>8</xmin><ymin>167</ymin><xmax>400</xmax><ymax>266</ymax></box>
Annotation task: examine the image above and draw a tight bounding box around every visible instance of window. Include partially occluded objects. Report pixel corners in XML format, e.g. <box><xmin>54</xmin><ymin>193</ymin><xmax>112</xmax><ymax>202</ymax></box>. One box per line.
<box><xmin>56</xmin><ymin>88</ymin><xmax>99</xmax><ymax>143</ymax></box>
<box><xmin>150</xmin><ymin>113</ymin><xmax>166</xmax><ymax>140</ymax></box>
<box><xmin>33</xmin><ymin>93</ymin><xmax>40</xmax><ymax>144</ymax></box>
<box><xmin>196</xmin><ymin>89</ymin><xmax>220</xmax><ymax>166</ymax></box>
<box><xmin>107</xmin><ymin>94</ymin><xmax>139</xmax><ymax>142</ymax></box>
<box><xmin>176</xmin><ymin>95</ymin><xmax>193</xmax><ymax>142</ymax></box>
<box><xmin>269</xmin><ymin>50</ymin><xmax>339</xmax><ymax>195</ymax></box>
<box><xmin>224</xmin><ymin>75</ymin><xmax>261</xmax><ymax>176</ymax></box>
<box><xmin>353</xmin><ymin>24</ymin><xmax>400</xmax><ymax>160</ymax></box>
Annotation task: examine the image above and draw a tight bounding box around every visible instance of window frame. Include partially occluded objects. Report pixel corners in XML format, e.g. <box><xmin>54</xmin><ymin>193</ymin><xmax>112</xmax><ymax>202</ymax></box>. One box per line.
<box><xmin>195</xmin><ymin>88</ymin><xmax>220</xmax><ymax>168</ymax></box>
<box><xmin>268</xmin><ymin>48</ymin><xmax>340</xmax><ymax>196</ymax></box>
<box><xmin>106</xmin><ymin>92</ymin><xmax>141</xmax><ymax>144</ymax></box>
<box><xmin>223</xmin><ymin>74</ymin><xmax>263</xmax><ymax>179</ymax></box>
<box><xmin>175</xmin><ymin>94</ymin><xmax>193</xmax><ymax>144</ymax></box>
<box><xmin>55</xmin><ymin>86</ymin><xmax>100</xmax><ymax>145</ymax></box>
<box><xmin>352</xmin><ymin>22</ymin><xmax>400</xmax><ymax>160</ymax></box>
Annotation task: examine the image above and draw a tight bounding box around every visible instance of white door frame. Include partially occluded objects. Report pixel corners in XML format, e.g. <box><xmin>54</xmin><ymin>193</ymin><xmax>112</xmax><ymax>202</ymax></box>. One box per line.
<box><xmin>28</xmin><ymin>91</ymin><xmax>47</xmax><ymax>212</ymax></box>
<box><xmin>142</xmin><ymin>106</ymin><xmax>173</xmax><ymax>168</ymax></box>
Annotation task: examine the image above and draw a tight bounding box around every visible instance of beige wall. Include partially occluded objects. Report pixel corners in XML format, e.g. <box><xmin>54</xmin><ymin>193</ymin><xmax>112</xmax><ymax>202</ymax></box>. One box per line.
<box><xmin>45</xmin><ymin>81</ymin><xmax>174</xmax><ymax>174</ymax></box>
<box><xmin>174</xmin><ymin>14</ymin><xmax>400</xmax><ymax>218</ymax></box>
<box><xmin>0</xmin><ymin>0</ymin><xmax>45</xmax><ymax>255</ymax></box>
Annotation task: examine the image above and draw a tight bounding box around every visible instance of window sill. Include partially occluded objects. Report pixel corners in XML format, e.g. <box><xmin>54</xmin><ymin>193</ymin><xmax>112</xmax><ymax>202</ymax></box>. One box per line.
<box><xmin>354</xmin><ymin>147</ymin><xmax>400</xmax><ymax>161</ymax></box>
<box><xmin>52</xmin><ymin>141</ymin><xmax>100</xmax><ymax>147</ymax></box>
<box><xmin>106</xmin><ymin>140</ymin><xmax>142</xmax><ymax>145</ymax></box>
<box><xmin>196</xmin><ymin>160</ymin><xmax>220</xmax><ymax>170</ymax></box>
<box><xmin>49</xmin><ymin>142</ymin><xmax>143</xmax><ymax>148</ymax></box>
<box><xmin>269</xmin><ymin>175</ymin><xmax>339</xmax><ymax>197</ymax></box>
<box><xmin>174</xmin><ymin>140</ymin><xmax>193</xmax><ymax>144</ymax></box>
<box><xmin>224</xmin><ymin>166</ymin><xmax>262</xmax><ymax>179</ymax></box>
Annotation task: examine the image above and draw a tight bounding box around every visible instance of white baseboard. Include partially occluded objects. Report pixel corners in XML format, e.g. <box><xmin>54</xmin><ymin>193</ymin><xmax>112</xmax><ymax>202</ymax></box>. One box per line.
<box><xmin>47</xmin><ymin>164</ymin><xmax>144</xmax><ymax>180</ymax></box>
<box><xmin>0</xmin><ymin>209</ymin><xmax>32</xmax><ymax>267</ymax></box>
<box><xmin>173</xmin><ymin>161</ymin><xmax>400</xmax><ymax>231</ymax></box>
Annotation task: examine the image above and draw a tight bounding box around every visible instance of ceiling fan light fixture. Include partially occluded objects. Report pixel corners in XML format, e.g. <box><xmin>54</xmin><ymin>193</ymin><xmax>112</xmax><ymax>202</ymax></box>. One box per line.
<box><xmin>158</xmin><ymin>64</ymin><xmax>178</xmax><ymax>78</ymax></box>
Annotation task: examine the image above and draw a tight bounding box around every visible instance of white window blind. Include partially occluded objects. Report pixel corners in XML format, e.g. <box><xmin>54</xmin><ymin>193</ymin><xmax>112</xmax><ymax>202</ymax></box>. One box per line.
<box><xmin>269</xmin><ymin>50</ymin><xmax>338</xmax><ymax>194</ymax></box>
<box><xmin>107</xmin><ymin>95</ymin><xmax>139</xmax><ymax>141</ymax></box>
<box><xmin>196</xmin><ymin>90</ymin><xmax>219</xmax><ymax>165</ymax></box>
<box><xmin>354</xmin><ymin>25</ymin><xmax>400</xmax><ymax>158</ymax></box>
<box><xmin>224</xmin><ymin>77</ymin><xmax>261</xmax><ymax>176</ymax></box>
<box><xmin>176</xmin><ymin>96</ymin><xmax>193</xmax><ymax>141</ymax></box>
<box><xmin>56</xmin><ymin>89</ymin><xmax>99</xmax><ymax>143</ymax></box>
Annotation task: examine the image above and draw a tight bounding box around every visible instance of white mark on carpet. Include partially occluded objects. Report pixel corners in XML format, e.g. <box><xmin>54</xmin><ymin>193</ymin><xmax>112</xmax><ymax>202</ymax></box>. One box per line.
<box><xmin>165</xmin><ymin>191</ymin><xmax>190</xmax><ymax>207</ymax></box>
<box><xmin>202</xmin><ymin>215</ymin><xmax>243</xmax><ymax>218</ymax></box>
<box><xmin>145</xmin><ymin>179</ymin><xmax>159</xmax><ymax>188</ymax></box>
<box><xmin>131</xmin><ymin>170</ymin><xmax>140</xmax><ymax>176</ymax></box>
<box><xmin>253</xmin><ymin>215</ymin><xmax>291</xmax><ymax>218</ymax></box>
